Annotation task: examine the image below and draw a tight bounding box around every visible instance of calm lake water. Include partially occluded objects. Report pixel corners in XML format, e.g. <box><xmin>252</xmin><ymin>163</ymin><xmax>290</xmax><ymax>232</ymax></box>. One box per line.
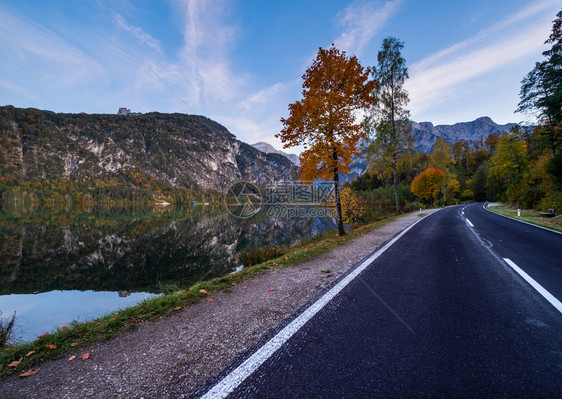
<box><xmin>0</xmin><ymin>205</ymin><xmax>336</xmax><ymax>342</ymax></box>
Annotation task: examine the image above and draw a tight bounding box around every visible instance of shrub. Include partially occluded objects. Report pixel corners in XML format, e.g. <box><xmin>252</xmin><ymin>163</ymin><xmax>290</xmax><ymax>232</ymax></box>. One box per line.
<box><xmin>520</xmin><ymin>185</ymin><xmax>546</xmax><ymax>209</ymax></box>
<box><xmin>537</xmin><ymin>191</ymin><xmax>562</xmax><ymax>212</ymax></box>
<box><xmin>0</xmin><ymin>312</ymin><xmax>16</xmax><ymax>348</ymax></box>
<box><xmin>239</xmin><ymin>246</ymin><xmax>285</xmax><ymax>267</ymax></box>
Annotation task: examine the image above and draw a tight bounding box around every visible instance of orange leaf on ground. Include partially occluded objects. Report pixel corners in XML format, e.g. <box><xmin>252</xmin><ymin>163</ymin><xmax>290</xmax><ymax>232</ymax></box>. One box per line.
<box><xmin>268</xmin><ymin>288</ymin><xmax>275</xmax><ymax>292</ymax></box>
<box><xmin>173</xmin><ymin>306</ymin><xmax>181</xmax><ymax>311</ymax></box>
<box><xmin>199</xmin><ymin>289</ymin><xmax>208</xmax><ymax>295</ymax></box>
<box><xmin>273</xmin><ymin>262</ymin><xmax>278</xmax><ymax>265</ymax></box>
<box><xmin>8</xmin><ymin>360</ymin><xmax>21</xmax><ymax>367</ymax></box>
<box><xmin>129</xmin><ymin>318</ymin><xmax>136</xmax><ymax>323</ymax></box>
<box><xmin>68</xmin><ymin>355</ymin><xmax>76</xmax><ymax>361</ymax></box>
<box><xmin>38</xmin><ymin>332</ymin><xmax>49</xmax><ymax>338</ymax></box>
<box><xmin>79</xmin><ymin>352</ymin><xmax>90</xmax><ymax>360</ymax></box>
<box><xmin>45</xmin><ymin>344</ymin><xmax>57</xmax><ymax>350</ymax></box>
<box><xmin>5</xmin><ymin>348</ymin><xmax>13</xmax><ymax>353</ymax></box>
<box><xmin>284</xmin><ymin>256</ymin><xmax>289</xmax><ymax>260</ymax></box>
<box><xmin>25</xmin><ymin>351</ymin><xmax>35</xmax><ymax>357</ymax></box>
<box><xmin>231</xmin><ymin>283</ymin><xmax>238</xmax><ymax>286</ymax></box>
<box><xmin>242</xmin><ymin>286</ymin><xmax>248</xmax><ymax>290</ymax></box>
<box><xmin>19</xmin><ymin>369</ymin><xmax>39</xmax><ymax>378</ymax></box>
<box><xmin>272</xmin><ymin>271</ymin><xmax>277</xmax><ymax>274</ymax></box>
<box><xmin>207</xmin><ymin>298</ymin><xmax>213</xmax><ymax>302</ymax></box>
<box><xmin>70</xmin><ymin>342</ymin><xmax>79</xmax><ymax>347</ymax></box>
<box><xmin>252</xmin><ymin>279</ymin><xmax>259</xmax><ymax>282</ymax></box>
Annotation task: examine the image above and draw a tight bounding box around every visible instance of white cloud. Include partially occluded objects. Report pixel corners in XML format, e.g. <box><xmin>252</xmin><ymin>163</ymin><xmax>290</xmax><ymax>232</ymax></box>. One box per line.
<box><xmin>410</xmin><ymin>0</ymin><xmax>559</xmax><ymax>76</ymax></box>
<box><xmin>406</xmin><ymin>1</ymin><xmax>556</xmax><ymax>116</ymax></box>
<box><xmin>0</xmin><ymin>81</ymin><xmax>37</xmax><ymax>101</ymax></box>
<box><xmin>114</xmin><ymin>13</ymin><xmax>162</xmax><ymax>53</ymax></box>
<box><xmin>0</xmin><ymin>5</ymin><xmax>105</xmax><ymax>87</ymax></box>
<box><xmin>172</xmin><ymin>0</ymin><xmax>244</xmax><ymax>103</ymax></box>
<box><xmin>238</xmin><ymin>83</ymin><xmax>287</xmax><ymax>112</ymax></box>
<box><xmin>334</xmin><ymin>0</ymin><xmax>402</xmax><ymax>55</ymax></box>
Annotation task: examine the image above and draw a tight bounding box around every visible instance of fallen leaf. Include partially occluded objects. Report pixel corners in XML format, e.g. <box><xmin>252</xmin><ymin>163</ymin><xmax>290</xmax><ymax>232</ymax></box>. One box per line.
<box><xmin>268</xmin><ymin>288</ymin><xmax>275</xmax><ymax>292</ymax></box>
<box><xmin>18</xmin><ymin>369</ymin><xmax>39</xmax><ymax>378</ymax></box>
<box><xmin>129</xmin><ymin>318</ymin><xmax>136</xmax><ymax>323</ymax></box>
<box><xmin>272</xmin><ymin>271</ymin><xmax>277</xmax><ymax>274</ymax></box>
<box><xmin>6</xmin><ymin>348</ymin><xmax>13</xmax><ymax>354</ymax></box>
<box><xmin>25</xmin><ymin>351</ymin><xmax>35</xmax><ymax>357</ymax></box>
<box><xmin>70</xmin><ymin>342</ymin><xmax>79</xmax><ymax>347</ymax></box>
<box><xmin>252</xmin><ymin>279</ymin><xmax>259</xmax><ymax>282</ymax></box>
<box><xmin>60</xmin><ymin>326</ymin><xmax>68</xmax><ymax>331</ymax></box>
<box><xmin>242</xmin><ymin>286</ymin><xmax>248</xmax><ymax>290</ymax></box>
<box><xmin>45</xmin><ymin>344</ymin><xmax>57</xmax><ymax>350</ymax></box>
<box><xmin>199</xmin><ymin>289</ymin><xmax>208</xmax><ymax>295</ymax></box>
<box><xmin>38</xmin><ymin>332</ymin><xmax>49</xmax><ymax>338</ymax></box>
<box><xmin>272</xmin><ymin>262</ymin><xmax>278</xmax><ymax>266</ymax></box>
<box><xmin>284</xmin><ymin>256</ymin><xmax>289</xmax><ymax>260</ymax></box>
<box><xmin>231</xmin><ymin>283</ymin><xmax>238</xmax><ymax>286</ymax></box>
<box><xmin>8</xmin><ymin>360</ymin><xmax>21</xmax><ymax>368</ymax></box>
<box><xmin>79</xmin><ymin>352</ymin><xmax>90</xmax><ymax>361</ymax></box>
<box><xmin>173</xmin><ymin>306</ymin><xmax>181</xmax><ymax>311</ymax></box>
<box><xmin>68</xmin><ymin>355</ymin><xmax>76</xmax><ymax>361</ymax></box>
<box><xmin>207</xmin><ymin>298</ymin><xmax>213</xmax><ymax>302</ymax></box>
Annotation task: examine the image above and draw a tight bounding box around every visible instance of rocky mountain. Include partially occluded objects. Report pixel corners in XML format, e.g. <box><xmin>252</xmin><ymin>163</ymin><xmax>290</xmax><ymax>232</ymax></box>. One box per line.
<box><xmin>412</xmin><ymin>116</ymin><xmax>517</xmax><ymax>154</ymax></box>
<box><xmin>0</xmin><ymin>106</ymin><xmax>294</xmax><ymax>192</ymax></box>
<box><xmin>251</xmin><ymin>141</ymin><xmax>300</xmax><ymax>165</ymax></box>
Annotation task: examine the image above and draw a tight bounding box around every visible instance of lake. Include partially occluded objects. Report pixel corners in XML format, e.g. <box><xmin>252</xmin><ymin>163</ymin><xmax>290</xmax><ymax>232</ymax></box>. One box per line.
<box><xmin>0</xmin><ymin>204</ymin><xmax>336</xmax><ymax>342</ymax></box>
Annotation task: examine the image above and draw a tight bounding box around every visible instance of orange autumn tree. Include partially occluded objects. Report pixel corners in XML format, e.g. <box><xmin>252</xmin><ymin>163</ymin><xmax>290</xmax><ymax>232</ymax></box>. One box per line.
<box><xmin>277</xmin><ymin>46</ymin><xmax>375</xmax><ymax>235</ymax></box>
<box><xmin>411</xmin><ymin>167</ymin><xmax>445</xmax><ymax>204</ymax></box>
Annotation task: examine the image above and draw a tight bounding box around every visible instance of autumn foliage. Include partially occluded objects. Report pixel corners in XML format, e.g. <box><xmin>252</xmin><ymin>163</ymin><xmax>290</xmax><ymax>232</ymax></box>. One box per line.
<box><xmin>411</xmin><ymin>168</ymin><xmax>445</xmax><ymax>203</ymax></box>
<box><xmin>277</xmin><ymin>46</ymin><xmax>375</xmax><ymax>234</ymax></box>
<box><xmin>340</xmin><ymin>185</ymin><xmax>368</xmax><ymax>224</ymax></box>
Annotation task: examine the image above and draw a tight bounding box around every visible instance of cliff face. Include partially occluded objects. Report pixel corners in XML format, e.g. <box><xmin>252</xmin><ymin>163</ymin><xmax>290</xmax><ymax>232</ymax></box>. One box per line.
<box><xmin>0</xmin><ymin>106</ymin><xmax>294</xmax><ymax>191</ymax></box>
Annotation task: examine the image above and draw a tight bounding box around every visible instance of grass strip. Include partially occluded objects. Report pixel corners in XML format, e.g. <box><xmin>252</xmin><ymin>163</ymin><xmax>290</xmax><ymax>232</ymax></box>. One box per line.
<box><xmin>0</xmin><ymin>211</ymin><xmax>409</xmax><ymax>377</ymax></box>
<box><xmin>487</xmin><ymin>204</ymin><xmax>562</xmax><ymax>233</ymax></box>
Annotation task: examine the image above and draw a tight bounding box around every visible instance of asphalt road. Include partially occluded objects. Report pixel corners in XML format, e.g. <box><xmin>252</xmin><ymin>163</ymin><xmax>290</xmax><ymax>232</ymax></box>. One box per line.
<box><xmin>192</xmin><ymin>204</ymin><xmax>562</xmax><ymax>398</ymax></box>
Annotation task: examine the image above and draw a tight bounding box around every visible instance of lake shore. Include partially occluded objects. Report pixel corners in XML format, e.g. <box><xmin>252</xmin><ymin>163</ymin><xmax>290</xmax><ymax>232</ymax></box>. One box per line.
<box><xmin>0</xmin><ymin>209</ymin><xmax>439</xmax><ymax>398</ymax></box>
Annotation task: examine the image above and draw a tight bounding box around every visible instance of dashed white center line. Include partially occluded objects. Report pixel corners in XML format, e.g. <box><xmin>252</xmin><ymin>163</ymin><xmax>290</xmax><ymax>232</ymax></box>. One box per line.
<box><xmin>465</xmin><ymin>218</ymin><xmax>474</xmax><ymax>227</ymax></box>
<box><xmin>503</xmin><ymin>258</ymin><xmax>562</xmax><ymax>314</ymax></box>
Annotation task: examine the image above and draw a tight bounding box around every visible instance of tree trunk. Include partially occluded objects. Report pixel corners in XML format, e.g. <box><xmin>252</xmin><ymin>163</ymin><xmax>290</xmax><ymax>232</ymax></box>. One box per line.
<box><xmin>333</xmin><ymin>167</ymin><xmax>346</xmax><ymax>236</ymax></box>
<box><xmin>549</xmin><ymin>124</ymin><xmax>556</xmax><ymax>158</ymax></box>
<box><xmin>392</xmin><ymin>153</ymin><xmax>399</xmax><ymax>212</ymax></box>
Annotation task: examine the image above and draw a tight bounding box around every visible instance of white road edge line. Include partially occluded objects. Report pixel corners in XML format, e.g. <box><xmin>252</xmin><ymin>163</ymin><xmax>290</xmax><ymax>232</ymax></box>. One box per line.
<box><xmin>465</xmin><ymin>218</ymin><xmax>474</xmax><ymax>227</ymax></box>
<box><xmin>503</xmin><ymin>258</ymin><xmax>562</xmax><ymax>314</ymax></box>
<box><xmin>198</xmin><ymin>211</ymin><xmax>438</xmax><ymax>399</ymax></box>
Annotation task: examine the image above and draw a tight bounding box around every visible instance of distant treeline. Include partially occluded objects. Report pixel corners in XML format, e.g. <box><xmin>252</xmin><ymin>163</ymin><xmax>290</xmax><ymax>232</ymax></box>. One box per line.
<box><xmin>0</xmin><ymin>167</ymin><xmax>221</xmax><ymax>209</ymax></box>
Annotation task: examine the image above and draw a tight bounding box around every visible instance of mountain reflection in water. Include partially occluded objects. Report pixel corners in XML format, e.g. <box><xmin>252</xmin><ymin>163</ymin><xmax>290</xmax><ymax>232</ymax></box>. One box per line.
<box><xmin>0</xmin><ymin>205</ymin><xmax>336</xmax><ymax>342</ymax></box>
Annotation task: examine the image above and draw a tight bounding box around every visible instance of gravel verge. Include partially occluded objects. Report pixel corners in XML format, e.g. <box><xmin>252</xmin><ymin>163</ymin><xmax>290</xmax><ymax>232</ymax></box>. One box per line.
<box><xmin>0</xmin><ymin>210</ymin><xmax>437</xmax><ymax>398</ymax></box>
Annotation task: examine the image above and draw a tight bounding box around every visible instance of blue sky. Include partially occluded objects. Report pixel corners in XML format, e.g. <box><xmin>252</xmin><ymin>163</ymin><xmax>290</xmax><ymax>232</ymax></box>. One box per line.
<box><xmin>0</xmin><ymin>0</ymin><xmax>559</xmax><ymax>152</ymax></box>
